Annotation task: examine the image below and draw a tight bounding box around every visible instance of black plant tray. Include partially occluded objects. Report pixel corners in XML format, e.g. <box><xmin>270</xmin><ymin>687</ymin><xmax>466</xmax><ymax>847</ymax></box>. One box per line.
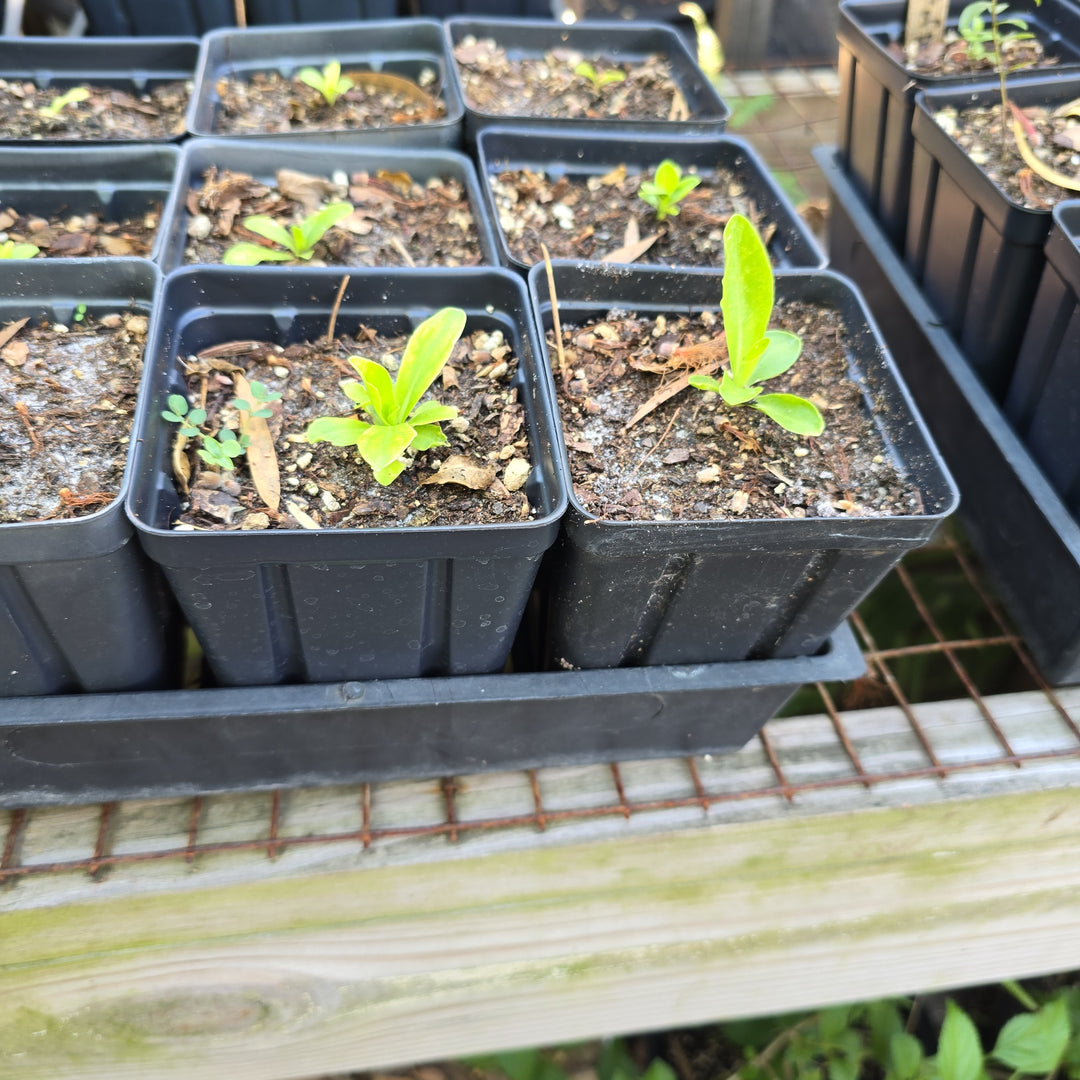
<box><xmin>418</xmin><ymin>0</ymin><xmax>551</xmax><ymax>14</ymax></box>
<box><xmin>0</xmin><ymin>624</ymin><xmax>862</xmax><ymax>808</ymax></box>
<box><xmin>157</xmin><ymin>138</ymin><xmax>500</xmax><ymax>272</ymax></box>
<box><xmin>81</xmin><ymin>0</ymin><xmax>397</xmax><ymax>36</ymax></box>
<box><xmin>906</xmin><ymin>72</ymin><xmax>1080</xmax><ymax>401</ymax></box>
<box><xmin>188</xmin><ymin>19</ymin><xmax>464</xmax><ymax>148</ymax></box>
<box><xmin>819</xmin><ymin>146</ymin><xmax>1080</xmax><ymax>686</ymax></box>
<box><xmin>0</xmin><ymin>37</ymin><xmax>198</xmax><ymax>145</ymax></box>
<box><xmin>0</xmin><ymin>145</ymin><xmax>179</xmax><ymax>265</ymax></box>
<box><xmin>475</xmin><ymin>126</ymin><xmax>825</xmax><ymax>274</ymax></box>
<box><xmin>444</xmin><ymin>17</ymin><xmax>729</xmax><ymax>145</ymax></box>
<box><xmin>837</xmin><ymin>0</ymin><xmax>1080</xmax><ymax>250</ymax></box>
<box><xmin>1005</xmin><ymin>202</ymin><xmax>1080</xmax><ymax>516</ymax></box>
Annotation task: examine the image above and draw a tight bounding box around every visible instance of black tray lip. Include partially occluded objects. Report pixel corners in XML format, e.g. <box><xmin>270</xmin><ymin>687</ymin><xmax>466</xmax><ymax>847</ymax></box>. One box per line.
<box><xmin>473</xmin><ymin>123</ymin><xmax>827</xmax><ymax>274</ymax></box>
<box><xmin>839</xmin><ymin>0</ymin><xmax>1080</xmax><ymax>92</ymax></box>
<box><xmin>125</xmin><ymin>262</ymin><xmax>569</xmax><ymax>556</ymax></box>
<box><xmin>527</xmin><ymin>258</ymin><xmax>960</xmax><ymax>540</ymax></box>
<box><xmin>443</xmin><ymin>15</ymin><xmax>731</xmax><ymax>130</ymax></box>
<box><xmin>188</xmin><ymin>17</ymin><xmax>463</xmax><ymax>140</ymax></box>
<box><xmin>0</xmin><ymin>622</ymin><xmax>863</xmax><ymax>726</ymax></box>
<box><xmin>157</xmin><ymin>136</ymin><xmax>501</xmax><ymax>272</ymax></box>
<box><xmin>816</xmin><ymin>144</ymin><xmax>1080</xmax><ymax>668</ymax></box>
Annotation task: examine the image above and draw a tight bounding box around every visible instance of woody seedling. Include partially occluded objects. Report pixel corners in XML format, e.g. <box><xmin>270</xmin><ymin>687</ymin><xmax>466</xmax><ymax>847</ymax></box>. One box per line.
<box><xmin>222</xmin><ymin>202</ymin><xmax>353</xmax><ymax>266</ymax></box>
<box><xmin>296</xmin><ymin>60</ymin><xmax>353</xmax><ymax>107</ymax></box>
<box><xmin>306</xmin><ymin>306</ymin><xmax>465</xmax><ymax>486</ymax></box>
<box><xmin>958</xmin><ymin>0</ymin><xmax>1035</xmax><ymax>62</ymax></box>
<box><xmin>40</xmin><ymin>86</ymin><xmax>90</xmax><ymax>119</ymax></box>
<box><xmin>574</xmin><ymin>61</ymin><xmax>626</xmax><ymax>92</ymax></box>
<box><xmin>0</xmin><ymin>240</ymin><xmax>39</xmax><ymax>259</ymax></box>
<box><xmin>688</xmin><ymin>214</ymin><xmax>824</xmax><ymax>437</ymax></box>
<box><xmin>638</xmin><ymin>160</ymin><xmax>702</xmax><ymax>222</ymax></box>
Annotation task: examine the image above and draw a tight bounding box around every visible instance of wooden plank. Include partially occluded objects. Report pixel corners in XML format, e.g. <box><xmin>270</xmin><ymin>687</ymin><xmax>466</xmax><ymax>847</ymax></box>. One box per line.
<box><xmin>714</xmin><ymin>0</ymin><xmax>777</xmax><ymax>67</ymax></box>
<box><xmin>905</xmin><ymin>0</ymin><xmax>949</xmax><ymax>44</ymax></box>
<box><xmin>3</xmin><ymin>785</ymin><xmax>1080</xmax><ymax>1080</ymax></box>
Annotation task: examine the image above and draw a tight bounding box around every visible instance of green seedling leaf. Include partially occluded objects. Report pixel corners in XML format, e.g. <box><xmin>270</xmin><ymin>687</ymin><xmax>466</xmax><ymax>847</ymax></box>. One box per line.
<box><xmin>395</xmin><ymin>307</ymin><xmax>467</xmax><ymax>421</ymax></box>
<box><xmin>352</xmin><ymin>357</ymin><xmax>397</xmax><ymax>424</ymax></box>
<box><xmin>719</xmin><ymin>372</ymin><xmax>761</xmax><ymax>406</ymax></box>
<box><xmin>0</xmin><ymin>240</ymin><xmax>40</xmax><ymax>259</ymax></box>
<box><xmin>638</xmin><ymin>159</ymin><xmax>702</xmax><ymax>221</ymax></box>
<box><xmin>574</xmin><ymin>60</ymin><xmax>626</xmax><ymax>90</ymax></box>
<box><xmin>295</xmin><ymin>201</ymin><xmax>353</xmax><ymax>252</ymax></box>
<box><xmin>221</xmin><ymin>242</ymin><xmax>296</xmax><ymax>266</ymax></box>
<box><xmin>224</xmin><ymin>203</ymin><xmax>351</xmax><ymax>264</ymax></box>
<box><xmin>306</xmin><ymin>415</ymin><xmax>369</xmax><ymax>446</ymax></box>
<box><xmin>41</xmin><ymin>86</ymin><xmax>90</xmax><ymax>118</ymax></box>
<box><xmin>936</xmin><ymin>1001</ymin><xmax>984</xmax><ymax>1080</ymax></box>
<box><xmin>753</xmin><ymin>393</ymin><xmax>824</xmax><ymax>436</ymax></box>
<box><xmin>889</xmin><ymin>1032</ymin><xmax>926</xmax><ymax>1080</ymax></box>
<box><xmin>992</xmin><ymin>997</ymin><xmax>1071</xmax><ymax>1074</ymax></box>
<box><xmin>242</xmin><ymin>215</ymin><xmax>301</xmax><ymax>253</ymax></box>
<box><xmin>721</xmin><ymin>213</ymin><xmax>774</xmax><ymax>385</ymax></box>
<box><xmin>358</xmin><ymin>422</ymin><xmax>417</xmax><ymax>472</ymax></box>
<box><xmin>748</xmin><ymin>329</ymin><xmax>803</xmax><ymax>384</ymax></box>
<box><xmin>297</xmin><ymin>60</ymin><xmax>353</xmax><ymax>106</ymax></box>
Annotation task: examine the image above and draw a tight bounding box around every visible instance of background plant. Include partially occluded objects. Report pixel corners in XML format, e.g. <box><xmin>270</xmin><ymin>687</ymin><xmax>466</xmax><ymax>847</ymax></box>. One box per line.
<box><xmin>688</xmin><ymin>213</ymin><xmax>824</xmax><ymax>437</ymax></box>
<box><xmin>575</xmin><ymin>61</ymin><xmax>626</xmax><ymax>91</ymax></box>
<box><xmin>40</xmin><ymin>86</ymin><xmax>90</xmax><ymax>119</ymax></box>
<box><xmin>222</xmin><ymin>202</ymin><xmax>352</xmax><ymax>266</ymax></box>
<box><xmin>958</xmin><ymin>0</ymin><xmax>1034</xmax><ymax>63</ymax></box>
<box><xmin>305</xmin><ymin>306</ymin><xmax>465</xmax><ymax>486</ymax></box>
<box><xmin>296</xmin><ymin>60</ymin><xmax>352</xmax><ymax>106</ymax></box>
<box><xmin>638</xmin><ymin>159</ymin><xmax>702</xmax><ymax>221</ymax></box>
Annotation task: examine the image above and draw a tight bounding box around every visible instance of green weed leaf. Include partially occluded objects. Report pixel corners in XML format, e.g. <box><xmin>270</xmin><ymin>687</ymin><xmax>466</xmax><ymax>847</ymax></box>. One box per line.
<box><xmin>295</xmin><ymin>202</ymin><xmax>352</xmax><ymax>251</ymax></box>
<box><xmin>222</xmin><ymin>242</ymin><xmax>295</xmax><ymax>266</ymax></box>
<box><xmin>890</xmin><ymin>1032</ymin><xmax>925</xmax><ymax>1080</ymax></box>
<box><xmin>352</xmin><ymin>357</ymin><xmax>397</xmax><ymax>424</ymax></box>
<box><xmin>721</xmin><ymin>213</ymin><xmax>773</xmax><ymax>384</ymax></box>
<box><xmin>242</xmin><ymin>215</ymin><xmax>296</xmax><ymax>252</ymax></box>
<box><xmin>395</xmin><ymin>307</ymin><xmax>467</xmax><ymax>421</ymax></box>
<box><xmin>748</xmin><ymin>329</ymin><xmax>803</xmax><ymax>384</ymax></box>
<box><xmin>992</xmin><ymin>997</ymin><xmax>1071</xmax><ymax>1074</ymax></box>
<box><xmin>357</xmin><ymin>423</ymin><xmax>417</xmax><ymax>475</ymax></box>
<box><xmin>305</xmin><ymin>416</ymin><xmax>370</xmax><ymax>446</ymax></box>
<box><xmin>753</xmin><ymin>392</ymin><xmax>824</xmax><ymax>436</ymax></box>
<box><xmin>936</xmin><ymin>1001</ymin><xmax>984</xmax><ymax>1080</ymax></box>
<box><xmin>719</xmin><ymin>372</ymin><xmax>761</xmax><ymax>406</ymax></box>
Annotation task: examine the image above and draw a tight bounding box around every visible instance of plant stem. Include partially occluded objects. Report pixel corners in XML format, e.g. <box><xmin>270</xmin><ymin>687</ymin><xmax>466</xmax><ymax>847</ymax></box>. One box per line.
<box><xmin>722</xmin><ymin>1016</ymin><xmax>818</xmax><ymax>1080</ymax></box>
<box><xmin>991</xmin><ymin>2</ymin><xmax>1010</xmax><ymax>162</ymax></box>
<box><xmin>1002</xmin><ymin>979</ymin><xmax>1039</xmax><ymax>1011</ymax></box>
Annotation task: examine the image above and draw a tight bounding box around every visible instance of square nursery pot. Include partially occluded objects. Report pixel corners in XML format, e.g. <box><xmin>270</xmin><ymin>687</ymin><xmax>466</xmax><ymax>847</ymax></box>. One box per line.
<box><xmin>416</xmin><ymin>1</ymin><xmax>551</xmax><ymax>15</ymax></box>
<box><xmin>126</xmin><ymin>266</ymin><xmax>566</xmax><ymax>688</ymax></box>
<box><xmin>81</xmin><ymin>0</ymin><xmax>396</xmax><ymax>36</ymax></box>
<box><xmin>527</xmin><ymin>260</ymin><xmax>958</xmax><ymax>671</ymax></box>
<box><xmin>837</xmin><ymin>0</ymin><xmax>1080</xmax><ymax>250</ymax></box>
<box><xmin>0</xmin><ymin>622</ymin><xmax>863</xmax><ymax>807</ymax></box>
<box><xmin>905</xmin><ymin>73</ymin><xmax>1080</xmax><ymax>401</ymax></box>
<box><xmin>475</xmin><ymin>126</ymin><xmax>825</xmax><ymax>274</ymax></box>
<box><xmin>156</xmin><ymin>137</ymin><xmax>500</xmax><ymax>273</ymax></box>
<box><xmin>820</xmin><ymin>145</ymin><xmax>1080</xmax><ymax>685</ymax></box>
<box><xmin>444</xmin><ymin>17</ymin><xmax>730</xmax><ymax>145</ymax></box>
<box><xmin>0</xmin><ymin>145</ymin><xmax>179</xmax><ymax>265</ymax></box>
<box><xmin>0</xmin><ymin>37</ymin><xmax>198</xmax><ymax>145</ymax></box>
<box><xmin>0</xmin><ymin>259</ymin><xmax>180</xmax><ymax>698</ymax></box>
<box><xmin>187</xmin><ymin>19</ymin><xmax>465</xmax><ymax>149</ymax></box>
<box><xmin>1005</xmin><ymin>202</ymin><xmax>1080</xmax><ymax>518</ymax></box>
<box><xmin>553</xmin><ymin>0</ymin><xmax>713</xmax><ymax>20</ymax></box>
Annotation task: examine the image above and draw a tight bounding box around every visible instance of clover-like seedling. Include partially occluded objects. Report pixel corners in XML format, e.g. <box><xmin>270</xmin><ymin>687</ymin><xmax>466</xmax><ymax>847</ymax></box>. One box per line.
<box><xmin>0</xmin><ymin>240</ymin><xmax>39</xmax><ymax>259</ymax></box>
<box><xmin>233</xmin><ymin>379</ymin><xmax>282</xmax><ymax>418</ymax></box>
<box><xmin>305</xmin><ymin>306</ymin><xmax>465</xmax><ymax>486</ymax></box>
<box><xmin>574</xmin><ymin>61</ymin><xmax>627</xmax><ymax>92</ymax></box>
<box><xmin>688</xmin><ymin>214</ymin><xmax>824</xmax><ymax>437</ymax></box>
<box><xmin>162</xmin><ymin>392</ymin><xmax>257</xmax><ymax>472</ymax></box>
<box><xmin>222</xmin><ymin>202</ymin><xmax>353</xmax><ymax>266</ymax></box>
<box><xmin>296</xmin><ymin>60</ymin><xmax>353</xmax><ymax>107</ymax></box>
<box><xmin>958</xmin><ymin>1</ymin><xmax>1035</xmax><ymax>62</ymax></box>
<box><xmin>40</xmin><ymin>86</ymin><xmax>90</xmax><ymax>118</ymax></box>
<box><xmin>638</xmin><ymin>160</ymin><xmax>702</xmax><ymax>222</ymax></box>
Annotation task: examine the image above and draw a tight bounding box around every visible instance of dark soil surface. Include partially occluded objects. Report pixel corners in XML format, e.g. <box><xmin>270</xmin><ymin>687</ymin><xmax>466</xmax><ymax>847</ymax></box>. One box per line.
<box><xmin>0</xmin><ymin>311</ymin><xmax>148</xmax><ymax>523</ymax></box>
<box><xmin>169</xmin><ymin>325</ymin><xmax>535</xmax><ymax>532</ymax></box>
<box><xmin>0</xmin><ymin>203</ymin><xmax>159</xmax><ymax>258</ymax></box>
<box><xmin>0</xmin><ymin>79</ymin><xmax>188</xmax><ymax>140</ymax></box>
<box><xmin>453</xmin><ymin>38</ymin><xmax>683</xmax><ymax>121</ymax></box>
<box><xmin>888</xmin><ymin>29</ymin><xmax>1050</xmax><ymax>76</ymax></box>
<box><xmin>212</xmin><ymin>69</ymin><xmax>446</xmax><ymax>136</ymax></box>
<box><xmin>934</xmin><ymin>99</ymin><xmax>1080</xmax><ymax>209</ymax></box>
<box><xmin>490</xmin><ymin>164</ymin><xmax>780</xmax><ymax>267</ymax></box>
<box><xmin>185</xmin><ymin>167</ymin><xmax>482</xmax><ymax>267</ymax></box>
<box><xmin>551</xmin><ymin>301</ymin><xmax>923</xmax><ymax>522</ymax></box>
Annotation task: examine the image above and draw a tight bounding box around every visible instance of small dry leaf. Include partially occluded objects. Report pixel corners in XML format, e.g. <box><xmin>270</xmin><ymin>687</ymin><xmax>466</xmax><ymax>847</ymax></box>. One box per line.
<box><xmin>234</xmin><ymin>372</ymin><xmax>281</xmax><ymax>513</ymax></box>
<box><xmin>599</xmin><ymin>163</ymin><xmax>627</xmax><ymax>186</ymax></box>
<box><xmin>441</xmin><ymin>364</ymin><xmax>460</xmax><ymax>390</ymax></box>
<box><xmin>1</xmin><ymin>340</ymin><xmax>28</xmax><ymax>366</ymax></box>
<box><xmin>97</xmin><ymin>235</ymin><xmax>136</xmax><ymax>256</ymax></box>
<box><xmin>48</xmin><ymin>232</ymin><xmax>94</xmax><ymax>256</ymax></box>
<box><xmin>338</xmin><ymin>209</ymin><xmax>376</xmax><ymax>236</ymax></box>
<box><xmin>730</xmin><ymin>490</ymin><xmax>750</xmax><ymax>514</ymax></box>
<box><xmin>567</xmin><ymin>439</ymin><xmax>594</xmax><ymax>453</ymax></box>
<box><xmin>352</xmin><ymin>71</ymin><xmax>440</xmax><ymax>120</ymax></box>
<box><xmin>502</xmin><ymin>457</ymin><xmax>531</xmax><ymax>491</ymax></box>
<box><xmin>420</xmin><ymin>454</ymin><xmax>496</xmax><ymax>490</ymax></box>
<box><xmin>696</xmin><ymin>464</ymin><xmax>721</xmax><ymax>484</ymax></box>
<box><xmin>190</xmin><ymin>486</ymin><xmax>241</xmax><ymax>524</ymax></box>
<box><xmin>277</xmin><ymin>168</ymin><xmax>339</xmax><ymax>213</ymax></box>
<box><xmin>0</xmin><ymin>316</ymin><xmax>28</xmax><ymax>354</ymax></box>
<box><xmin>663</xmin><ymin>447</ymin><xmax>691</xmax><ymax>465</ymax></box>
<box><xmin>1054</xmin><ymin>121</ymin><xmax>1080</xmax><ymax>151</ymax></box>
<box><xmin>376</xmin><ymin>169</ymin><xmax>414</xmax><ymax>194</ymax></box>
<box><xmin>0</xmin><ymin>209</ymin><xmax>16</xmax><ymax>230</ymax></box>
<box><xmin>285</xmin><ymin>501</ymin><xmax>320</xmax><ymax>530</ymax></box>
<box><xmin>602</xmin><ymin>216</ymin><xmax>659</xmax><ymax>263</ymax></box>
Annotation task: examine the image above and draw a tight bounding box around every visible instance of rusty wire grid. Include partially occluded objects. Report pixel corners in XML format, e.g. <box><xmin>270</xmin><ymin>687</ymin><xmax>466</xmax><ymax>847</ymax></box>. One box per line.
<box><xmin>3</xmin><ymin>527</ymin><xmax>1080</xmax><ymax>890</ymax></box>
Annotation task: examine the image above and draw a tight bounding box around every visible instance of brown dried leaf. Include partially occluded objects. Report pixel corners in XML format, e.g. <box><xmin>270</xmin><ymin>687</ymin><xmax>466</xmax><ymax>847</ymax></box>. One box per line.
<box><xmin>441</xmin><ymin>364</ymin><xmax>460</xmax><ymax>390</ymax></box>
<box><xmin>234</xmin><ymin>372</ymin><xmax>281</xmax><ymax>513</ymax></box>
<box><xmin>97</xmin><ymin>235</ymin><xmax>136</xmax><ymax>256</ymax></box>
<box><xmin>377</xmin><ymin>169</ymin><xmax>414</xmax><ymax>194</ymax></box>
<box><xmin>599</xmin><ymin>163</ymin><xmax>627</xmax><ymax>186</ymax></box>
<box><xmin>420</xmin><ymin>455</ymin><xmax>497</xmax><ymax>490</ymax></box>
<box><xmin>0</xmin><ymin>316</ymin><xmax>29</xmax><ymax>353</ymax></box>
<box><xmin>338</xmin><ymin>209</ymin><xmax>376</xmax><ymax>235</ymax></box>
<box><xmin>567</xmin><ymin>440</ymin><xmax>594</xmax><ymax>453</ymax></box>
<box><xmin>662</xmin><ymin>447</ymin><xmax>691</xmax><ymax>465</ymax></box>
<box><xmin>0</xmin><ymin>209</ymin><xmax>16</xmax><ymax>230</ymax></box>
<box><xmin>48</xmin><ymin>232</ymin><xmax>94</xmax><ymax>256</ymax></box>
<box><xmin>171</xmin><ymin>432</ymin><xmax>191</xmax><ymax>495</ymax></box>
<box><xmin>1</xmin><ymin>339</ymin><xmax>28</xmax><ymax>367</ymax></box>
<box><xmin>602</xmin><ymin>216</ymin><xmax>659</xmax><ymax>264</ymax></box>
<box><xmin>352</xmin><ymin>71</ymin><xmax>440</xmax><ymax>120</ymax></box>
<box><xmin>276</xmin><ymin>168</ymin><xmax>338</xmax><ymax>213</ymax></box>
<box><xmin>285</xmin><ymin>500</ymin><xmax>320</xmax><ymax>530</ymax></box>
<box><xmin>1054</xmin><ymin>121</ymin><xmax>1080</xmax><ymax>151</ymax></box>
<box><xmin>623</xmin><ymin>360</ymin><xmax>720</xmax><ymax>431</ymax></box>
<box><xmin>498</xmin><ymin>404</ymin><xmax>523</xmax><ymax>444</ymax></box>
<box><xmin>190</xmin><ymin>485</ymin><xmax>241</xmax><ymax>523</ymax></box>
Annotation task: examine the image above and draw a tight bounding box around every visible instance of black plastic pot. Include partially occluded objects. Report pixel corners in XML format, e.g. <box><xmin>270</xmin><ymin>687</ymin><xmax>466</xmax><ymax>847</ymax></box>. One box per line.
<box><xmin>417</xmin><ymin>0</ymin><xmax>550</xmax><ymax>15</ymax></box>
<box><xmin>81</xmin><ymin>0</ymin><xmax>396</xmax><ymax>36</ymax></box>
<box><xmin>0</xmin><ymin>145</ymin><xmax>179</xmax><ymax>266</ymax></box>
<box><xmin>905</xmin><ymin>73</ymin><xmax>1080</xmax><ymax>402</ymax></box>
<box><xmin>0</xmin><ymin>38</ymin><xmax>198</xmax><ymax>146</ymax></box>
<box><xmin>444</xmin><ymin>17</ymin><xmax>729</xmax><ymax>145</ymax></box>
<box><xmin>0</xmin><ymin>623</ymin><xmax>863</xmax><ymax>806</ymax></box>
<box><xmin>188</xmin><ymin>19</ymin><xmax>463</xmax><ymax>148</ymax></box>
<box><xmin>837</xmin><ymin>0</ymin><xmax>1080</xmax><ymax>250</ymax></box>
<box><xmin>1004</xmin><ymin>202</ymin><xmax>1080</xmax><ymax>517</ymax></box>
<box><xmin>475</xmin><ymin>126</ymin><xmax>825</xmax><ymax>274</ymax></box>
<box><xmin>127</xmin><ymin>266</ymin><xmax>566</xmax><ymax>687</ymax></box>
<box><xmin>0</xmin><ymin>260</ymin><xmax>179</xmax><ymax>699</ymax></box>
<box><xmin>553</xmin><ymin>0</ymin><xmax>712</xmax><ymax>20</ymax></box>
<box><xmin>156</xmin><ymin>138</ymin><xmax>499</xmax><ymax>273</ymax></box>
<box><xmin>819</xmin><ymin>145</ymin><xmax>1080</xmax><ymax>686</ymax></box>
<box><xmin>526</xmin><ymin>261</ymin><xmax>958</xmax><ymax>670</ymax></box>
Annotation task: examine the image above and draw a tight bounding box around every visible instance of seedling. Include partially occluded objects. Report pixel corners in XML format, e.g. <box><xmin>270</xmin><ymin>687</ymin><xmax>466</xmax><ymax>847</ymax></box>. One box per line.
<box><xmin>0</xmin><ymin>240</ymin><xmax>39</xmax><ymax>259</ymax></box>
<box><xmin>40</xmin><ymin>86</ymin><xmax>90</xmax><ymax>118</ymax></box>
<box><xmin>73</xmin><ymin>303</ymin><xmax>86</xmax><ymax>323</ymax></box>
<box><xmin>233</xmin><ymin>379</ymin><xmax>282</xmax><ymax>418</ymax></box>
<box><xmin>688</xmin><ymin>214</ymin><xmax>824</xmax><ymax>437</ymax></box>
<box><xmin>958</xmin><ymin>1</ymin><xmax>1034</xmax><ymax>62</ymax></box>
<box><xmin>161</xmin><ymin>383</ymin><xmax>280</xmax><ymax>472</ymax></box>
<box><xmin>296</xmin><ymin>60</ymin><xmax>352</xmax><ymax>107</ymax></box>
<box><xmin>306</xmin><ymin>306</ymin><xmax>465</xmax><ymax>486</ymax></box>
<box><xmin>574</xmin><ymin>61</ymin><xmax>626</xmax><ymax>91</ymax></box>
<box><xmin>637</xmin><ymin>159</ymin><xmax>702</xmax><ymax>221</ymax></box>
<box><xmin>222</xmin><ymin>202</ymin><xmax>353</xmax><ymax>266</ymax></box>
